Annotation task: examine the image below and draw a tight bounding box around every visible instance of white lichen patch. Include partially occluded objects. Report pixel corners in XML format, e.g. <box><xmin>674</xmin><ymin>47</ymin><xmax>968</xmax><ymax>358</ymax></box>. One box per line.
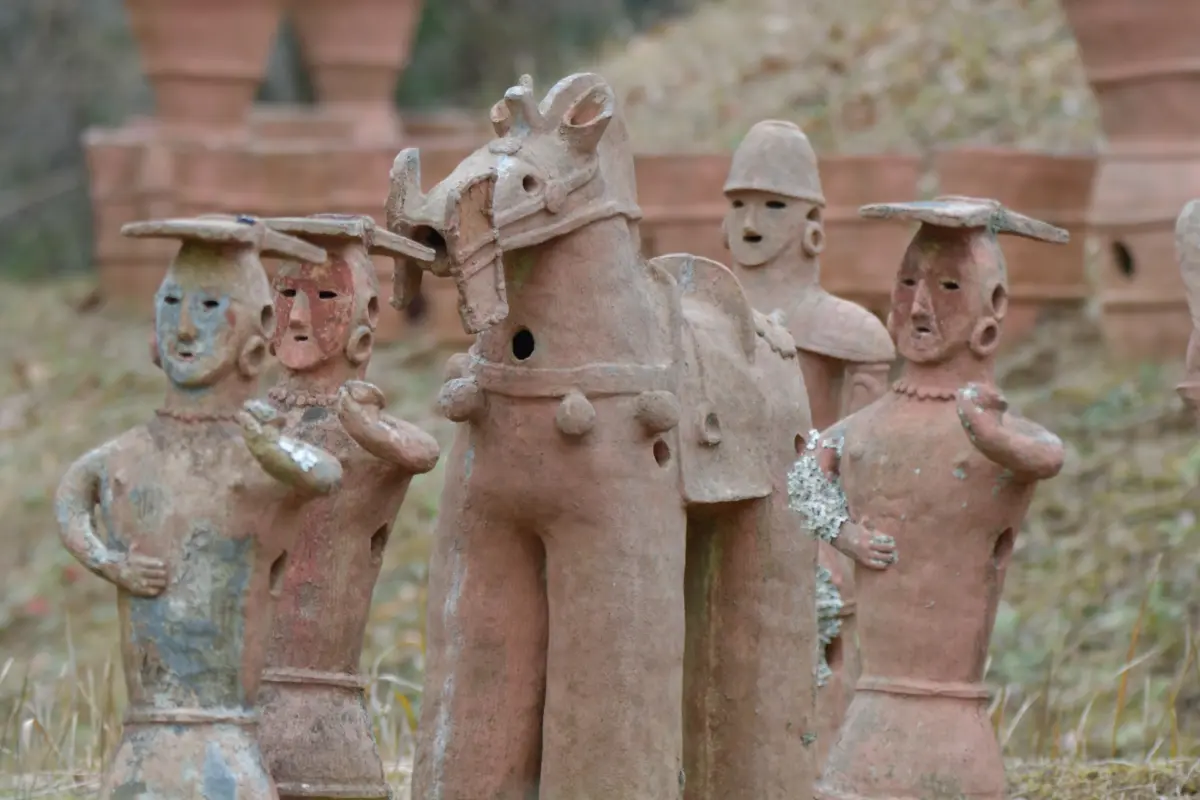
<box><xmin>815</xmin><ymin>564</ymin><xmax>843</xmax><ymax>689</ymax></box>
<box><xmin>788</xmin><ymin>429</ymin><xmax>849</xmax><ymax>544</ymax></box>
<box><xmin>279</xmin><ymin>437</ymin><xmax>320</xmax><ymax>472</ymax></box>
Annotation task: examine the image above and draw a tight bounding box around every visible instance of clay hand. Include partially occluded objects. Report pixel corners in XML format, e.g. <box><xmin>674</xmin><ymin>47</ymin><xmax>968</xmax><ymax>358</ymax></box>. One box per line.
<box><xmin>838</xmin><ymin>519</ymin><xmax>897</xmax><ymax>570</ymax></box>
<box><xmin>236</xmin><ymin>399</ymin><xmax>284</xmax><ymax>444</ymax></box>
<box><xmin>955</xmin><ymin>383</ymin><xmax>1008</xmax><ymax>437</ymax></box>
<box><xmin>101</xmin><ymin>548</ymin><xmax>168</xmax><ymax>596</ymax></box>
<box><xmin>337</xmin><ymin>380</ymin><xmax>387</xmax><ymax>429</ymax></box>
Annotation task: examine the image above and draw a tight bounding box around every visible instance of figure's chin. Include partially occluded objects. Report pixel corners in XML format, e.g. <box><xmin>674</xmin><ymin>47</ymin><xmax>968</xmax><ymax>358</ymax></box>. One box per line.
<box><xmin>898</xmin><ymin>335</ymin><xmax>947</xmax><ymax>364</ymax></box>
<box><xmin>275</xmin><ymin>342</ymin><xmax>328</xmax><ymax>372</ymax></box>
<box><xmin>729</xmin><ymin>244</ymin><xmax>771</xmax><ymax>268</ymax></box>
<box><xmin>163</xmin><ymin>359</ymin><xmax>223</xmax><ymax>388</ymax></box>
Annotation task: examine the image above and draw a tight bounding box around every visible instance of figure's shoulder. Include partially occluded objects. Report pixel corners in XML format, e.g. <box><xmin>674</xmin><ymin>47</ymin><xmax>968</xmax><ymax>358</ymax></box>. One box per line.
<box><xmin>752</xmin><ymin>308</ymin><xmax>797</xmax><ymax>360</ymax></box>
<box><xmin>789</xmin><ymin>290</ymin><xmax>895</xmax><ymax>364</ymax></box>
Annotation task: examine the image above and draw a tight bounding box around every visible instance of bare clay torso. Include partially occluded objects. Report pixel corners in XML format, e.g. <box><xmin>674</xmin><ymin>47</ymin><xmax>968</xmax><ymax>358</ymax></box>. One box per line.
<box><xmin>265</xmin><ymin>405</ymin><xmax>410</xmax><ymax>675</ymax></box>
<box><xmin>840</xmin><ymin>393</ymin><xmax>1033</xmax><ymax>685</ymax></box>
<box><xmin>100</xmin><ymin>419</ymin><xmax>297</xmax><ymax>712</ymax></box>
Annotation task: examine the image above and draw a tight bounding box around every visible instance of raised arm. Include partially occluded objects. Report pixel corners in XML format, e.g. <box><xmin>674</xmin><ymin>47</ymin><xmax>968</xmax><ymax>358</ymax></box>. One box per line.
<box><xmin>787</xmin><ymin>426</ymin><xmax>897</xmax><ymax>569</ymax></box>
<box><xmin>337</xmin><ymin>380</ymin><xmax>441</xmax><ymax>475</ymax></box>
<box><xmin>955</xmin><ymin>383</ymin><xmax>1064</xmax><ymax>483</ymax></box>
<box><xmin>55</xmin><ymin>444</ymin><xmax>167</xmax><ymax>596</ymax></box>
<box><xmin>237</xmin><ymin>400</ymin><xmax>343</xmax><ymax>494</ymax></box>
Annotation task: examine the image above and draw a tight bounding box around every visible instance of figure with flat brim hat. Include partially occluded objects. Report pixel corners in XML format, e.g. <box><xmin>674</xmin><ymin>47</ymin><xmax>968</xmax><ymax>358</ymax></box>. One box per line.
<box><xmin>788</xmin><ymin>197</ymin><xmax>1066</xmax><ymax>799</ymax></box>
<box><xmin>723</xmin><ymin>120</ymin><xmax>897</xmax><ymax>763</ymax></box>
<box><xmin>253</xmin><ymin>213</ymin><xmax>442</xmax><ymax>800</ymax></box>
<box><xmin>54</xmin><ymin>215</ymin><xmax>345</xmax><ymax>800</ymax></box>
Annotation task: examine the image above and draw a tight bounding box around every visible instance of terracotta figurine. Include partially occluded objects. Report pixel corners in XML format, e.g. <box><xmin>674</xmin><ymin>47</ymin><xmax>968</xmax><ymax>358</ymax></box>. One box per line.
<box><xmin>55</xmin><ymin>216</ymin><xmax>344</xmax><ymax>799</ymax></box>
<box><xmin>386</xmin><ymin>73</ymin><xmax>818</xmax><ymax>799</ymax></box>
<box><xmin>790</xmin><ymin>197</ymin><xmax>1067</xmax><ymax>799</ymax></box>
<box><xmin>253</xmin><ymin>214</ymin><xmax>441</xmax><ymax>800</ymax></box>
<box><xmin>723</xmin><ymin>119</ymin><xmax>895</xmax><ymax>763</ymax></box>
<box><xmin>1176</xmin><ymin>200</ymin><xmax>1200</xmax><ymax>414</ymax></box>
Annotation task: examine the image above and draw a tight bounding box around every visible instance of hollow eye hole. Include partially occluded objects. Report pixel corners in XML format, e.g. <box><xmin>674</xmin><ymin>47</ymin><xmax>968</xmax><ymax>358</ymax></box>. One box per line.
<box><xmin>281</xmin><ymin>288</ymin><xmax>297</xmax><ymax>298</ymax></box>
<box><xmin>731</xmin><ymin>199</ymin><xmax>744</xmax><ymax>209</ymax></box>
<box><xmin>522</xmin><ymin>175</ymin><xmax>539</xmax><ymax>192</ymax></box>
<box><xmin>318</xmin><ymin>290</ymin><xmax>338</xmax><ymax>300</ymax></box>
<box><xmin>766</xmin><ymin>200</ymin><xmax>787</xmax><ymax>210</ymax></box>
<box><xmin>900</xmin><ymin>278</ymin><xmax>917</xmax><ymax>288</ymax></box>
<box><xmin>201</xmin><ymin>299</ymin><xmax>220</xmax><ymax>310</ymax></box>
<box><xmin>163</xmin><ymin>295</ymin><xmax>180</xmax><ymax>305</ymax></box>
<box><xmin>940</xmin><ymin>280</ymin><xmax>960</xmax><ymax>291</ymax></box>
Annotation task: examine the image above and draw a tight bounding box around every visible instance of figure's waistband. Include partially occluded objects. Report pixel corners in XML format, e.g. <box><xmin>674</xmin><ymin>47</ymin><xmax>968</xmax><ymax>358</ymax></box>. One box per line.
<box><xmin>855</xmin><ymin>675</ymin><xmax>989</xmax><ymax>700</ymax></box>
<box><xmin>124</xmin><ymin>707</ymin><xmax>259</xmax><ymax>726</ymax></box>
<box><xmin>262</xmin><ymin>666</ymin><xmax>369</xmax><ymax>691</ymax></box>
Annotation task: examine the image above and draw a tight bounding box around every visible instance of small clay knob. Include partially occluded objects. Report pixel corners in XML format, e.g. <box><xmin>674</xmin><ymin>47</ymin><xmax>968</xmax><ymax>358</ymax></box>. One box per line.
<box><xmin>438</xmin><ymin>377</ymin><xmax>486</xmax><ymax>423</ymax></box>
<box><xmin>698</xmin><ymin>408</ymin><xmax>722</xmax><ymax>446</ymax></box>
<box><xmin>443</xmin><ymin>351</ymin><xmax>472</xmax><ymax>382</ymax></box>
<box><xmin>555</xmin><ymin>390</ymin><xmax>596</xmax><ymax>437</ymax></box>
<box><xmin>634</xmin><ymin>390</ymin><xmax>680</xmax><ymax>434</ymax></box>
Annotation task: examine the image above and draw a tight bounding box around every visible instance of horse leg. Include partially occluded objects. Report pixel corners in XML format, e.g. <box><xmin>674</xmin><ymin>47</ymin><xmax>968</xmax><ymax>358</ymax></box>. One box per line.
<box><xmin>684</xmin><ymin>493</ymin><xmax>819</xmax><ymax>799</ymax></box>
<box><xmin>412</xmin><ymin>437</ymin><xmax>548</xmax><ymax>800</ymax></box>
<box><xmin>538</xmin><ymin>474</ymin><xmax>687</xmax><ymax>798</ymax></box>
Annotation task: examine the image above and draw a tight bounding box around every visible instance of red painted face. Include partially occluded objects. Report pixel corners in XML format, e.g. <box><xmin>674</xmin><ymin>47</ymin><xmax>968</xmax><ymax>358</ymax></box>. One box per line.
<box><xmin>890</xmin><ymin>234</ymin><xmax>986</xmax><ymax>364</ymax></box>
<box><xmin>271</xmin><ymin>258</ymin><xmax>356</xmax><ymax>372</ymax></box>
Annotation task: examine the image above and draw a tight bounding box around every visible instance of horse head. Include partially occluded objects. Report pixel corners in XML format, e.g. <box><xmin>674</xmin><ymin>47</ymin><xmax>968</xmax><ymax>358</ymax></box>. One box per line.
<box><xmin>385</xmin><ymin>73</ymin><xmax>642</xmax><ymax>334</ymax></box>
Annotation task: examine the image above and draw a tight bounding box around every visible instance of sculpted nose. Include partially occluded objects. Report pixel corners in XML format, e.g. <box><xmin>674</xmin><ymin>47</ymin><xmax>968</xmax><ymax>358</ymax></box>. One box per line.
<box><xmin>177</xmin><ymin>301</ymin><xmax>197</xmax><ymax>342</ymax></box>
<box><xmin>912</xmin><ymin>282</ymin><xmax>933</xmax><ymax>316</ymax></box>
<box><xmin>742</xmin><ymin>207</ymin><xmax>760</xmax><ymax>236</ymax></box>
<box><xmin>288</xmin><ymin>291</ymin><xmax>311</xmax><ymax>329</ymax></box>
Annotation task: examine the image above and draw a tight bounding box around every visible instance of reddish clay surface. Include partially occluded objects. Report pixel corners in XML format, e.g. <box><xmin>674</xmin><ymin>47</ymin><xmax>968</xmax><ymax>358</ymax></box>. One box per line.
<box><xmin>790</xmin><ymin>197</ymin><xmax>1067</xmax><ymax>799</ymax></box>
<box><xmin>254</xmin><ymin>214</ymin><xmax>440</xmax><ymax>799</ymax></box>
<box><xmin>1177</xmin><ymin>200</ymin><xmax>1200</xmax><ymax>414</ymax></box>
<box><xmin>55</xmin><ymin>216</ymin><xmax>344</xmax><ymax>799</ymax></box>
<box><xmin>386</xmin><ymin>73</ymin><xmax>818</xmax><ymax>799</ymax></box>
<box><xmin>723</xmin><ymin>120</ymin><xmax>895</xmax><ymax>766</ymax></box>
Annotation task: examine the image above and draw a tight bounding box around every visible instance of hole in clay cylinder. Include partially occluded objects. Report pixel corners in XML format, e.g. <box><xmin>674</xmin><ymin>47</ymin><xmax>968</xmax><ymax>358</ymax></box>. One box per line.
<box><xmin>404</xmin><ymin>288</ymin><xmax>428</xmax><ymax>322</ymax></box>
<box><xmin>978</xmin><ymin>322</ymin><xmax>999</xmax><ymax>350</ymax></box>
<box><xmin>1112</xmin><ymin>241</ymin><xmax>1135</xmax><ymax>279</ymax></box>
<box><xmin>512</xmin><ymin>328</ymin><xmax>535</xmax><ymax>360</ymax></box>
<box><xmin>269</xmin><ymin>550</ymin><xmax>289</xmax><ymax>596</ymax></box>
<box><xmin>370</xmin><ymin>524</ymin><xmax>390</xmax><ymax>561</ymax></box>
<box><xmin>411</xmin><ymin>226</ymin><xmax>448</xmax><ymax>260</ymax></box>
<box><xmin>703</xmin><ymin>412</ymin><xmax>720</xmax><ymax>437</ymax></box>
<box><xmin>653</xmin><ymin>439</ymin><xmax>671</xmax><ymax>467</ymax></box>
<box><xmin>992</xmin><ymin>528</ymin><xmax>1015</xmax><ymax>571</ymax></box>
<box><xmin>794</xmin><ymin>433</ymin><xmax>806</xmax><ymax>454</ymax></box>
<box><xmin>260</xmin><ymin>304</ymin><xmax>276</xmax><ymax>335</ymax></box>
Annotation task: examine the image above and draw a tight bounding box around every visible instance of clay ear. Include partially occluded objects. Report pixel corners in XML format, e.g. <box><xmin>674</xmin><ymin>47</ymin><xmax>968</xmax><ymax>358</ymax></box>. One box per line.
<box><xmin>238</xmin><ymin>334</ymin><xmax>269</xmax><ymax>379</ymax></box>
<box><xmin>560</xmin><ymin>86</ymin><xmax>614</xmax><ymax>153</ymax></box>
<box><xmin>490</xmin><ymin>100</ymin><xmax>512</xmax><ymax>137</ymax></box>
<box><xmin>801</xmin><ymin>219</ymin><xmax>825</xmax><ymax>257</ymax></box>
<box><xmin>969</xmin><ymin>317</ymin><xmax>1001</xmax><ymax>358</ymax></box>
<box><xmin>345</xmin><ymin>325</ymin><xmax>374</xmax><ymax>367</ymax></box>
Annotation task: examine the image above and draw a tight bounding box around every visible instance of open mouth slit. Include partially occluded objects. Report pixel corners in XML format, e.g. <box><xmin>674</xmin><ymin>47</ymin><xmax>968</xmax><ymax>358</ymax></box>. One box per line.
<box><xmin>743</xmin><ymin>234</ymin><xmax>763</xmax><ymax>243</ymax></box>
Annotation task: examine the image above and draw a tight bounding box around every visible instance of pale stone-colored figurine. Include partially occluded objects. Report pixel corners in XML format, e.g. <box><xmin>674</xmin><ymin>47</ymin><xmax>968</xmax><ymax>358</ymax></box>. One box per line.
<box><xmin>55</xmin><ymin>216</ymin><xmax>343</xmax><ymax>799</ymax></box>
<box><xmin>723</xmin><ymin>120</ymin><xmax>896</xmax><ymax>762</ymax></box>
<box><xmin>790</xmin><ymin>197</ymin><xmax>1067</xmax><ymax>799</ymax></box>
<box><xmin>1176</xmin><ymin>200</ymin><xmax>1200</xmax><ymax>413</ymax></box>
<box><xmin>255</xmin><ymin>214</ymin><xmax>441</xmax><ymax>800</ymax></box>
<box><xmin>386</xmin><ymin>73</ymin><xmax>818</xmax><ymax>799</ymax></box>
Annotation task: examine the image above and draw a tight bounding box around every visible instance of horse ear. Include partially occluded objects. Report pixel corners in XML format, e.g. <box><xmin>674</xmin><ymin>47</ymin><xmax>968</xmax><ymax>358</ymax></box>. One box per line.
<box><xmin>560</xmin><ymin>85</ymin><xmax>614</xmax><ymax>153</ymax></box>
<box><xmin>490</xmin><ymin>100</ymin><xmax>512</xmax><ymax>137</ymax></box>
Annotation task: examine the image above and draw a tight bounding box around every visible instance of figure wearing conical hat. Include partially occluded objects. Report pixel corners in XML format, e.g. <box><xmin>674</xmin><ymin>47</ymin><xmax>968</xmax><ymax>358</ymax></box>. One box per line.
<box><xmin>790</xmin><ymin>197</ymin><xmax>1066</xmax><ymax>798</ymax></box>
<box><xmin>55</xmin><ymin>216</ymin><xmax>344</xmax><ymax>800</ymax></box>
<box><xmin>723</xmin><ymin>120</ymin><xmax>896</xmax><ymax>763</ymax></box>
<box><xmin>254</xmin><ymin>213</ymin><xmax>442</xmax><ymax>800</ymax></box>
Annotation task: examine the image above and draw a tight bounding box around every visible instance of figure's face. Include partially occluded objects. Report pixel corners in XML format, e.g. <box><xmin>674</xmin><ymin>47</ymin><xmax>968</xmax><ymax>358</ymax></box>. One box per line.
<box><xmin>891</xmin><ymin>237</ymin><xmax>985</xmax><ymax>364</ymax></box>
<box><xmin>272</xmin><ymin>258</ymin><xmax>356</xmax><ymax>372</ymax></box>
<box><xmin>154</xmin><ymin>278</ymin><xmax>243</xmax><ymax>389</ymax></box>
<box><xmin>724</xmin><ymin>190</ymin><xmax>812</xmax><ymax>267</ymax></box>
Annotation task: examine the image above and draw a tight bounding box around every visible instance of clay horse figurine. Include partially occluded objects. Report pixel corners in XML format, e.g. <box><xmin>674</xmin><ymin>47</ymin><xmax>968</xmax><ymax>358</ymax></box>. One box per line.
<box><xmin>723</xmin><ymin>119</ymin><xmax>895</xmax><ymax>763</ymax></box>
<box><xmin>386</xmin><ymin>73</ymin><xmax>818</xmax><ymax>799</ymax></box>
<box><xmin>1176</xmin><ymin>199</ymin><xmax>1200</xmax><ymax>415</ymax></box>
<box><xmin>790</xmin><ymin>197</ymin><xmax>1066</xmax><ymax>799</ymax></box>
<box><xmin>55</xmin><ymin>216</ymin><xmax>344</xmax><ymax>799</ymax></box>
<box><xmin>255</xmin><ymin>213</ymin><xmax>441</xmax><ymax>800</ymax></box>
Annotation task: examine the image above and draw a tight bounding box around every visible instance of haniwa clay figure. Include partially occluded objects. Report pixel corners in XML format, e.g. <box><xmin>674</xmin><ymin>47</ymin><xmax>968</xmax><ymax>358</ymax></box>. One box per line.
<box><xmin>55</xmin><ymin>216</ymin><xmax>344</xmax><ymax>800</ymax></box>
<box><xmin>386</xmin><ymin>73</ymin><xmax>818</xmax><ymax>799</ymax></box>
<box><xmin>723</xmin><ymin>119</ymin><xmax>895</xmax><ymax>763</ymax></box>
<box><xmin>790</xmin><ymin>197</ymin><xmax>1067</xmax><ymax>799</ymax></box>
<box><xmin>255</xmin><ymin>214</ymin><xmax>441</xmax><ymax>800</ymax></box>
<box><xmin>1176</xmin><ymin>200</ymin><xmax>1200</xmax><ymax>414</ymax></box>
